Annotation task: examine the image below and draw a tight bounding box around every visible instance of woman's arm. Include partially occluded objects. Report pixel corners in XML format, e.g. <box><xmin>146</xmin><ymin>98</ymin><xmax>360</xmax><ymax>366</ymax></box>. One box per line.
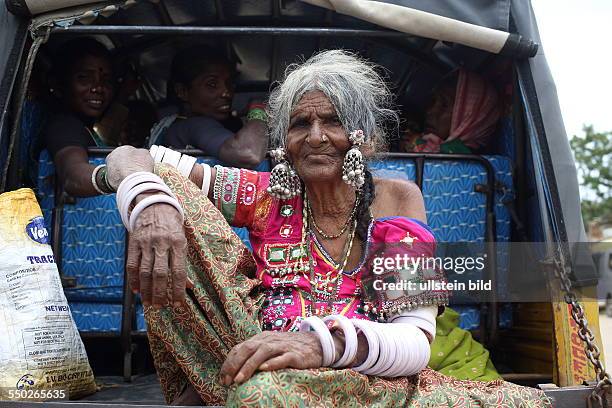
<box><xmin>217</xmin><ymin>120</ymin><xmax>268</xmax><ymax>169</ymax></box>
<box><xmin>185</xmin><ymin>163</ymin><xmax>216</xmax><ymax>202</ymax></box>
<box><xmin>373</xmin><ymin>177</ymin><xmax>427</xmax><ymax>223</ymax></box>
<box><xmin>106</xmin><ymin>146</ymin><xmax>189</xmax><ymax>307</ymax></box>
<box><xmin>54</xmin><ymin>146</ymin><xmax>100</xmax><ymax>197</ymax></box>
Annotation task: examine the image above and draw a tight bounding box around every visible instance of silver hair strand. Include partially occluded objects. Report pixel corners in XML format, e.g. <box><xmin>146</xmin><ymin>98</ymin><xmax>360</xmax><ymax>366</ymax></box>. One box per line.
<box><xmin>267</xmin><ymin>49</ymin><xmax>399</xmax><ymax>152</ymax></box>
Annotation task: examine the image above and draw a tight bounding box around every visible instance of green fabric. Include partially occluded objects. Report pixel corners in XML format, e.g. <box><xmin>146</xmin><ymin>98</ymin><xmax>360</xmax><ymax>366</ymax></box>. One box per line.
<box><xmin>429</xmin><ymin>308</ymin><xmax>501</xmax><ymax>381</ymax></box>
<box><xmin>440</xmin><ymin>139</ymin><xmax>472</xmax><ymax>154</ymax></box>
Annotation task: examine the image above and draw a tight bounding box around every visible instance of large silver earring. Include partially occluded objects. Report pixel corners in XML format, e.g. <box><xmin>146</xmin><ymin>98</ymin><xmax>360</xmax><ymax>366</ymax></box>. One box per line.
<box><xmin>342</xmin><ymin>130</ymin><xmax>366</xmax><ymax>189</ymax></box>
<box><xmin>267</xmin><ymin>148</ymin><xmax>301</xmax><ymax>200</ymax></box>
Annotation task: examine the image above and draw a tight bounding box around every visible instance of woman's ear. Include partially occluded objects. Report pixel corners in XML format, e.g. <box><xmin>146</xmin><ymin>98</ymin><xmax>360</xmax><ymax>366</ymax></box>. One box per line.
<box><xmin>361</xmin><ymin>140</ymin><xmax>376</xmax><ymax>157</ymax></box>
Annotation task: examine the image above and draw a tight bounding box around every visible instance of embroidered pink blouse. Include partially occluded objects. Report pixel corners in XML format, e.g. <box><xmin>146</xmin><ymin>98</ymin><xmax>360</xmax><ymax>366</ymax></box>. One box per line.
<box><xmin>213</xmin><ymin>167</ymin><xmax>448</xmax><ymax>332</ymax></box>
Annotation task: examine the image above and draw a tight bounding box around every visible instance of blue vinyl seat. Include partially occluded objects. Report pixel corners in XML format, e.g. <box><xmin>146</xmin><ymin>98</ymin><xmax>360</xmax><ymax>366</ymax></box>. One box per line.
<box><xmin>370</xmin><ymin>155</ymin><xmax>514</xmax><ymax>330</ymax></box>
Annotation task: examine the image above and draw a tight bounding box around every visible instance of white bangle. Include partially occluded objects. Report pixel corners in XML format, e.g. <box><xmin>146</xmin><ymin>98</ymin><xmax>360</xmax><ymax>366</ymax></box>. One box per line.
<box><xmin>116</xmin><ymin>172</ymin><xmax>174</xmax><ymax>229</ymax></box>
<box><xmin>129</xmin><ymin>194</ymin><xmax>184</xmax><ymax>232</ymax></box>
<box><xmin>201</xmin><ymin>164</ymin><xmax>212</xmax><ymax>196</ymax></box>
<box><xmin>177</xmin><ymin>154</ymin><xmax>197</xmax><ymax>178</ymax></box>
<box><xmin>119</xmin><ymin>182</ymin><xmax>174</xmax><ymax>228</ymax></box>
<box><xmin>149</xmin><ymin>145</ymin><xmax>159</xmax><ymax>160</ymax></box>
<box><xmin>300</xmin><ymin>316</ymin><xmax>336</xmax><ymax>367</ymax></box>
<box><xmin>117</xmin><ymin>172</ymin><xmax>166</xmax><ymax>196</ymax></box>
<box><xmin>364</xmin><ymin>322</ymin><xmax>430</xmax><ymax>377</ymax></box>
<box><xmin>323</xmin><ymin>315</ymin><xmax>358</xmax><ymax>368</ymax></box>
<box><xmin>366</xmin><ymin>324</ymin><xmax>394</xmax><ymax>376</ymax></box>
<box><xmin>154</xmin><ymin>145</ymin><xmax>167</xmax><ymax>163</ymax></box>
<box><xmin>378</xmin><ymin>324</ymin><xmax>405</xmax><ymax>377</ymax></box>
<box><xmin>162</xmin><ymin>148</ymin><xmax>181</xmax><ymax>168</ymax></box>
<box><xmin>399</xmin><ymin>324</ymin><xmax>430</xmax><ymax>376</ymax></box>
<box><xmin>117</xmin><ymin>172</ymin><xmax>166</xmax><ymax>205</ymax></box>
<box><xmin>389</xmin><ymin>307</ymin><xmax>437</xmax><ymax>340</ymax></box>
<box><xmin>91</xmin><ymin>164</ymin><xmax>108</xmax><ymax>195</ymax></box>
<box><xmin>351</xmin><ymin>319</ymin><xmax>380</xmax><ymax>373</ymax></box>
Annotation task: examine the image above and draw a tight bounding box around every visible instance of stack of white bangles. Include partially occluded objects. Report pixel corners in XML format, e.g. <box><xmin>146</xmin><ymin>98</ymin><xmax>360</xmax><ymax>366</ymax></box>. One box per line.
<box><xmin>149</xmin><ymin>145</ymin><xmax>213</xmax><ymax>196</ymax></box>
<box><xmin>299</xmin><ymin>311</ymin><xmax>433</xmax><ymax>377</ymax></box>
<box><xmin>116</xmin><ymin>172</ymin><xmax>184</xmax><ymax>232</ymax></box>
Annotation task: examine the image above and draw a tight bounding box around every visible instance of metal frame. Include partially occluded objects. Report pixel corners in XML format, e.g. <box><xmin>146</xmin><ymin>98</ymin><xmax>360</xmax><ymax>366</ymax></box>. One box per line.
<box><xmin>0</xmin><ymin>18</ymin><xmax>27</xmax><ymax>150</ymax></box>
<box><xmin>50</xmin><ymin>25</ymin><xmax>414</xmax><ymax>37</ymax></box>
<box><xmin>86</xmin><ymin>149</ymin><xmax>138</xmax><ymax>381</ymax></box>
<box><xmin>0</xmin><ymin>19</ymin><xmax>28</xmax><ymax>192</ymax></box>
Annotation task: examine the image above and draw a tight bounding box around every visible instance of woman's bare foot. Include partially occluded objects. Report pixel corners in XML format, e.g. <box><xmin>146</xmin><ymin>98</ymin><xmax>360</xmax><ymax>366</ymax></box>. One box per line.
<box><xmin>171</xmin><ymin>383</ymin><xmax>204</xmax><ymax>406</ymax></box>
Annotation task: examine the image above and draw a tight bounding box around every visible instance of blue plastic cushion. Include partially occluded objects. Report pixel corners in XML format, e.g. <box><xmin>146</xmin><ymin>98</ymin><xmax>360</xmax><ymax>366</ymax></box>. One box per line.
<box><xmin>451</xmin><ymin>306</ymin><xmax>481</xmax><ymax>331</ymax></box>
<box><xmin>68</xmin><ymin>302</ymin><xmax>122</xmax><ymax>333</ymax></box>
<box><xmin>450</xmin><ymin>304</ymin><xmax>513</xmax><ymax>331</ymax></box>
<box><xmin>60</xmin><ymin>157</ymin><xmax>126</xmax><ymax>298</ymax></box>
<box><xmin>370</xmin><ymin>155</ymin><xmax>513</xmax><ymax>305</ymax></box>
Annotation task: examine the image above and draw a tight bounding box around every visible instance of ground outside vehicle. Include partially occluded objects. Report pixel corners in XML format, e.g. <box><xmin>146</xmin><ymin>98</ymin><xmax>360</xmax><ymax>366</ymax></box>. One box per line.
<box><xmin>0</xmin><ymin>0</ymin><xmax>610</xmax><ymax>407</ymax></box>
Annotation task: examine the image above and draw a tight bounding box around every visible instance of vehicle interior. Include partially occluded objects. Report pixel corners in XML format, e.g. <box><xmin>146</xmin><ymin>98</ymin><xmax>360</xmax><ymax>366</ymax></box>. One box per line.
<box><xmin>3</xmin><ymin>0</ymin><xmax>602</xmax><ymax>404</ymax></box>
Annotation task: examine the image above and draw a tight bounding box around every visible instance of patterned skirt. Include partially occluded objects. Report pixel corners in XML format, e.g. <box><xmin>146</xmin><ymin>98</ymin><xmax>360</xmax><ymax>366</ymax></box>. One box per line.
<box><xmin>145</xmin><ymin>165</ymin><xmax>552</xmax><ymax>407</ymax></box>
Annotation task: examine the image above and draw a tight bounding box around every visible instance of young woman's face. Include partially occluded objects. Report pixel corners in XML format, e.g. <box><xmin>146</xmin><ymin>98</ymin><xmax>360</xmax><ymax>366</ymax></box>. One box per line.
<box><xmin>179</xmin><ymin>63</ymin><xmax>235</xmax><ymax>121</ymax></box>
<box><xmin>64</xmin><ymin>55</ymin><xmax>114</xmax><ymax>119</ymax></box>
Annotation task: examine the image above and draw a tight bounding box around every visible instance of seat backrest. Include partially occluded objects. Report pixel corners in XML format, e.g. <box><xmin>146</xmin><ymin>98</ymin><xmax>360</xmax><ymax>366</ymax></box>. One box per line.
<box><xmin>370</xmin><ymin>155</ymin><xmax>512</xmax><ymax>243</ymax></box>
<box><xmin>370</xmin><ymin>155</ymin><xmax>514</xmax><ymax>304</ymax></box>
<box><xmin>38</xmin><ymin>152</ymin><xmax>512</xmax><ymax>305</ymax></box>
<box><xmin>37</xmin><ymin>152</ymin><xmax>126</xmax><ymax>301</ymax></box>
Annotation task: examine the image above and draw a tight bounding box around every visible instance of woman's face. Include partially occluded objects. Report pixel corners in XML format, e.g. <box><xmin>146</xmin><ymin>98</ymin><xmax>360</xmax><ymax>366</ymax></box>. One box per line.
<box><xmin>64</xmin><ymin>55</ymin><xmax>114</xmax><ymax>119</ymax></box>
<box><xmin>179</xmin><ymin>63</ymin><xmax>235</xmax><ymax>121</ymax></box>
<box><xmin>286</xmin><ymin>90</ymin><xmax>350</xmax><ymax>183</ymax></box>
<box><xmin>424</xmin><ymin>85</ymin><xmax>455</xmax><ymax>140</ymax></box>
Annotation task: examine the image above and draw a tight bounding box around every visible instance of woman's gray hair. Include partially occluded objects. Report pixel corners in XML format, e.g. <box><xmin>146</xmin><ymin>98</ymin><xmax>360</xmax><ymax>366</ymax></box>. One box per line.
<box><xmin>267</xmin><ymin>50</ymin><xmax>398</xmax><ymax>152</ymax></box>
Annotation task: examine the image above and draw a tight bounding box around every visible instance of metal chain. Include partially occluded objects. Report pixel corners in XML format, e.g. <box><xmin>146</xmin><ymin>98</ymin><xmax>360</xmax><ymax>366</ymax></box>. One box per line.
<box><xmin>551</xmin><ymin>255</ymin><xmax>611</xmax><ymax>407</ymax></box>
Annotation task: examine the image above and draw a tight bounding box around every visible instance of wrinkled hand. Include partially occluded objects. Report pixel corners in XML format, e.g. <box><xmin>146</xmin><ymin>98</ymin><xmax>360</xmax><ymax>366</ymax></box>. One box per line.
<box><xmin>105</xmin><ymin>145</ymin><xmax>154</xmax><ymax>190</ymax></box>
<box><xmin>126</xmin><ymin>198</ymin><xmax>189</xmax><ymax>307</ymax></box>
<box><xmin>219</xmin><ymin>331</ymin><xmax>324</xmax><ymax>386</ymax></box>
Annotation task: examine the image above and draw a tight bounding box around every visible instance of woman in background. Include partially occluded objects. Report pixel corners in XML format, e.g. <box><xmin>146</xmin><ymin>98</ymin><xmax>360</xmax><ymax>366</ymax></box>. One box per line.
<box><xmin>150</xmin><ymin>45</ymin><xmax>268</xmax><ymax>169</ymax></box>
<box><xmin>42</xmin><ymin>37</ymin><xmax>116</xmax><ymax>196</ymax></box>
<box><xmin>400</xmin><ymin>69</ymin><xmax>501</xmax><ymax>154</ymax></box>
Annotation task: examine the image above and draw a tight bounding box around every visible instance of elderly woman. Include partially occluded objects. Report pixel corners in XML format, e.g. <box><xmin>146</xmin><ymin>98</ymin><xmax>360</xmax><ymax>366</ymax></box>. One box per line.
<box><xmin>103</xmin><ymin>51</ymin><xmax>550</xmax><ymax>406</ymax></box>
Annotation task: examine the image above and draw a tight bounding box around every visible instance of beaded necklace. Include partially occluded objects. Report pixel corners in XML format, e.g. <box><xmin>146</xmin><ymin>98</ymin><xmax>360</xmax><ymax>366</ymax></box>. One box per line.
<box><xmin>307</xmin><ymin>196</ymin><xmax>359</xmax><ymax>240</ymax></box>
<box><xmin>300</xmin><ymin>192</ymin><xmax>358</xmax><ymax>316</ymax></box>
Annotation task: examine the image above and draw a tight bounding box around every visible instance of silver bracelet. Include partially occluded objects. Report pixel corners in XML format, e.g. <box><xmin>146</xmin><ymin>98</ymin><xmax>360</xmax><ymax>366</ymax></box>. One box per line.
<box><xmin>91</xmin><ymin>164</ymin><xmax>109</xmax><ymax>195</ymax></box>
<box><xmin>212</xmin><ymin>165</ymin><xmax>224</xmax><ymax>201</ymax></box>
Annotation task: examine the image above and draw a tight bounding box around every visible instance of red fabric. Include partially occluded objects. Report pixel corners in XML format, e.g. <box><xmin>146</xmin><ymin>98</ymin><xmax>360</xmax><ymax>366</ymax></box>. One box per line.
<box><xmin>446</xmin><ymin>69</ymin><xmax>501</xmax><ymax>149</ymax></box>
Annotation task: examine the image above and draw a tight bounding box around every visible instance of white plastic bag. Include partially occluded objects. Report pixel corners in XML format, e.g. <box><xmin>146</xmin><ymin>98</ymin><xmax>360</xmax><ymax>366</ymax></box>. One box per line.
<box><xmin>0</xmin><ymin>188</ymin><xmax>96</xmax><ymax>399</ymax></box>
